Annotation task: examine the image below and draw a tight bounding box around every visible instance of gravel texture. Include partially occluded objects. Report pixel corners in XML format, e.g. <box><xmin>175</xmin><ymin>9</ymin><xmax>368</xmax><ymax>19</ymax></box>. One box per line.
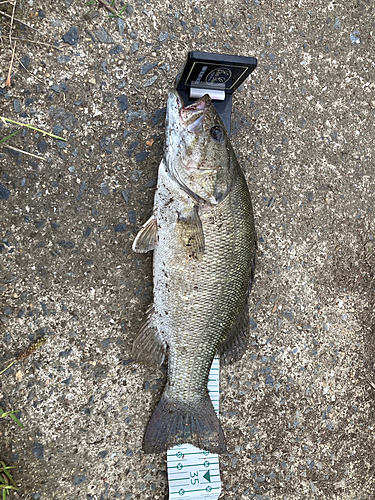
<box><xmin>0</xmin><ymin>0</ymin><xmax>374</xmax><ymax>499</ymax></box>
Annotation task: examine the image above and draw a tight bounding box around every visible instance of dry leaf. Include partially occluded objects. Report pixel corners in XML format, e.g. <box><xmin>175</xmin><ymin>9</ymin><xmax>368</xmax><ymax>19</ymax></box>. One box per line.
<box><xmin>146</xmin><ymin>139</ymin><xmax>154</xmax><ymax>147</ymax></box>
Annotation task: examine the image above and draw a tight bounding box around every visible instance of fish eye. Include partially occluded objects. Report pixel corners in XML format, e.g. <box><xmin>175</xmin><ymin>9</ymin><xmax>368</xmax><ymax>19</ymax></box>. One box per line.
<box><xmin>210</xmin><ymin>126</ymin><xmax>225</xmax><ymax>143</ymax></box>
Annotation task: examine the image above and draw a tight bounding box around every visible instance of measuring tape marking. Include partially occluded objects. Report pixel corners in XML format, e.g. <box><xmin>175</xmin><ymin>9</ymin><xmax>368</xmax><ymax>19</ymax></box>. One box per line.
<box><xmin>167</xmin><ymin>356</ymin><xmax>222</xmax><ymax>500</ymax></box>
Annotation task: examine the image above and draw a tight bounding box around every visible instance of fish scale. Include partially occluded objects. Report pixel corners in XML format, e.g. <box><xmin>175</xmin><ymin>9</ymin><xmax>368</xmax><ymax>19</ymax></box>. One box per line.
<box><xmin>132</xmin><ymin>90</ymin><xmax>255</xmax><ymax>454</ymax></box>
<box><xmin>154</xmin><ymin>163</ymin><xmax>253</xmax><ymax>402</ymax></box>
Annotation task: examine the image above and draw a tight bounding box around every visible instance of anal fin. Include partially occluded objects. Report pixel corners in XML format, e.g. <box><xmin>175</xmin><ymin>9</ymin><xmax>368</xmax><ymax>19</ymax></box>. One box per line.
<box><xmin>132</xmin><ymin>306</ymin><xmax>166</xmax><ymax>366</ymax></box>
<box><xmin>132</xmin><ymin>216</ymin><xmax>158</xmax><ymax>253</ymax></box>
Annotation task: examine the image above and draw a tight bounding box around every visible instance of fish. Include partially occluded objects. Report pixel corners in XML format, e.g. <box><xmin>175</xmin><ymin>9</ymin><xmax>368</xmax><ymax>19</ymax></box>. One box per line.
<box><xmin>132</xmin><ymin>89</ymin><xmax>256</xmax><ymax>454</ymax></box>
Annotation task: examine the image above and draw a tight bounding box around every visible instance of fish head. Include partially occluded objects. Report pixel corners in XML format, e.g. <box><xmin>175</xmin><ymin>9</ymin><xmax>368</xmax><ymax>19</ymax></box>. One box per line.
<box><xmin>165</xmin><ymin>89</ymin><xmax>235</xmax><ymax>204</ymax></box>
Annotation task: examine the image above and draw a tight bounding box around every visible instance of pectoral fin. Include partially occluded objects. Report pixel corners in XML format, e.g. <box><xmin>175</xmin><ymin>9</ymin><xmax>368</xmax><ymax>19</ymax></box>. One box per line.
<box><xmin>176</xmin><ymin>206</ymin><xmax>205</xmax><ymax>258</ymax></box>
<box><xmin>132</xmin><ymin>216</ymin><xmax>158</xmax><ymax>253</ymax></box>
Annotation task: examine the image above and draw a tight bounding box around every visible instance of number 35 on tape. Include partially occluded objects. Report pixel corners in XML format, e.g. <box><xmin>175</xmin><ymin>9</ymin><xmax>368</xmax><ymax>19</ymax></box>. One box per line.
<box><xmin>167</xmin><ymin>356</ymin><xmax>221</xmax><ymax>499</ymax></box>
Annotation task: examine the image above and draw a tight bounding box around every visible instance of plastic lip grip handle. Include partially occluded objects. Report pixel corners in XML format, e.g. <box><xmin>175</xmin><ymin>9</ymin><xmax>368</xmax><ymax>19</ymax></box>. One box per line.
<box><xmin>176</xmin><ymin>51</ymin><xmax>257</xmax><ymax>135</ymax></box>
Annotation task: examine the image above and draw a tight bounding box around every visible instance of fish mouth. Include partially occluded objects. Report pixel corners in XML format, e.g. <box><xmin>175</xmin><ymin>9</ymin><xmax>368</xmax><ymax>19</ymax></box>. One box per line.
<box><xmin>166</xmin><ymin>90</ymin><xmax>217</xmax><ymax>204</ymax></box>
<box><xmin>179</xmin><ymin>93</ymin><xmax>212</xmax><ymax>128</ymax></box>
<box><xmin>182</xmin><ymin>94</ymin><xmax>212</xmax><ymax>112</ymax></box>
<box><xmin>167</xmin><ymin>90</ymin><xmax>212</xmax><ymax>130</ymax></box>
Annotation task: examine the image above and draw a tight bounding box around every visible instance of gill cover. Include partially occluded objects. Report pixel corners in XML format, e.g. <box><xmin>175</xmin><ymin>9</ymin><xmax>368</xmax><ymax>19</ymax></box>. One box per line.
<box><xmin>165</xmin><ymin>90</ymin><xmax>235</xmax><ymax>205</ymax></box>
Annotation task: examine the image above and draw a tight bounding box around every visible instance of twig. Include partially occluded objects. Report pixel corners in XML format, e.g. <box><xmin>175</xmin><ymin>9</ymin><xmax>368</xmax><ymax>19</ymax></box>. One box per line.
<box><xmin>11</xmin><ymin>36</ymin><xmax>62</xmax><ymax>51</ymax></box>
<box><xmin>5</xmin><ymin>39</ymin><xmax>16</xmax><ymax>87</ymax></box>
<box><xmin>97</xmin><ymin>0</ymin><xmax>118</xmax><ymax>16</ymax></box>
<box><xmin>9</xmin><ymin>0</ymin><xmax>17</xmax><ymax>46</ymax></box>
<box><xmin>17</xmin><ymin>55</ymin><xmax>44</xmax><ymax>84</ymax></box>
<box><xmin>96</xmin><ymin>0</ymin><xmax>125</xmax><ymax>19</ymax></box>
<box><xmin>0</xmin><ymin>338</ymin><xmax>48</xmax><ymax>376</ymax></box>
<box><xmin>0</xmin><ymin>10</ymin><xmax>48</xmax><ymax>36</ymax></box>
<box><xmin>0</xmin><ymin>117</ymin><xmax>66</xmax><ymax>141</ymax></box>
<box><xmin>4</xmin><ymin>1</ymin><xmax>17</xmax><ymax>87</ymax></box>
<box><xmin>16</xmin><ymin>338</ymin><xmax>48</xmax><ymax>360</ymax></box>
<box><xmin>2</xmin><ymin>144</ymin><xmax>44</xmax><ymax>159</ymax></box>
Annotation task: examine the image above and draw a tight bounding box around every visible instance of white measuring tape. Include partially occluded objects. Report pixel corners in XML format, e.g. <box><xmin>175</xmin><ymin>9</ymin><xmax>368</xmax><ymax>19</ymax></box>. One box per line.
<box><xmin>167</xmin><ymin>356</ymin><xmax>222</xmax><ymax>499</ymax></box>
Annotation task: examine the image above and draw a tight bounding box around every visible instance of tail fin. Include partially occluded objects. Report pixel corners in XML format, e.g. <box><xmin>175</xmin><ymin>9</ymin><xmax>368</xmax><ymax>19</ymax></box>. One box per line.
<box><xmin>143</xmin><ymin>392</ymin><xmax>226</xmax><ymax>454</ymax></box>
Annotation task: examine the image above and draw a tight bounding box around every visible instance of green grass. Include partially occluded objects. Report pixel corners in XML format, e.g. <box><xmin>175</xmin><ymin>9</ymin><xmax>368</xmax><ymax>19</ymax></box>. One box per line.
<box><xmin>0</xmin><ymin>461</ymin><xmax>18</xmax><ymax>499</ymax></box>
<box><xmin>0</xmin><ymin>409</ymin><xmax>23</xmax><ymax>429</ymax></box>
<box><xmin>0</xmin><ymin>131</ymin><xmax>19</xmax><ymax>145</ymax></box>
<box><xmin>0</xmin><ymin>338</ymin><xmax>48</xmax><ymax>497</ymax></box>
<box><xmin>0</xmin><ymin>403</ymin><xmax>23</xmax><ymax>498</ymax></box>
<box><xmin>0</xmin><ymin>117</ymin><xmax>66</xmax><ymax>141</ymax></box>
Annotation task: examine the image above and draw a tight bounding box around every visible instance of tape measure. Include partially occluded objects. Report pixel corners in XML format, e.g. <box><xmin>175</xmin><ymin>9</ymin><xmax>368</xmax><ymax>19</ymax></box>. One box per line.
<box><xmin>167</xmin><ymin>356</ymin><xmax>222</xmax><ymax>499</ymax></box>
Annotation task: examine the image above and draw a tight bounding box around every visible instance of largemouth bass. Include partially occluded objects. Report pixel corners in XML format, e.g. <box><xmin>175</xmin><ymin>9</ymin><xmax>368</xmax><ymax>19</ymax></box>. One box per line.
<box><xmin>132</xmin><ymin>89</ymin><xmax>255</xmax><ymax>454</ymax></box>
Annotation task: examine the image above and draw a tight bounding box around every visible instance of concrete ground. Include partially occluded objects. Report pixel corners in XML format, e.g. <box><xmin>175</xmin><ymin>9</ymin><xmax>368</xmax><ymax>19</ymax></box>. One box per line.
<box><xmin>1</xmin><ymin>0</ymin><xmax>374</xmax><ymax>499</ymax></box>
